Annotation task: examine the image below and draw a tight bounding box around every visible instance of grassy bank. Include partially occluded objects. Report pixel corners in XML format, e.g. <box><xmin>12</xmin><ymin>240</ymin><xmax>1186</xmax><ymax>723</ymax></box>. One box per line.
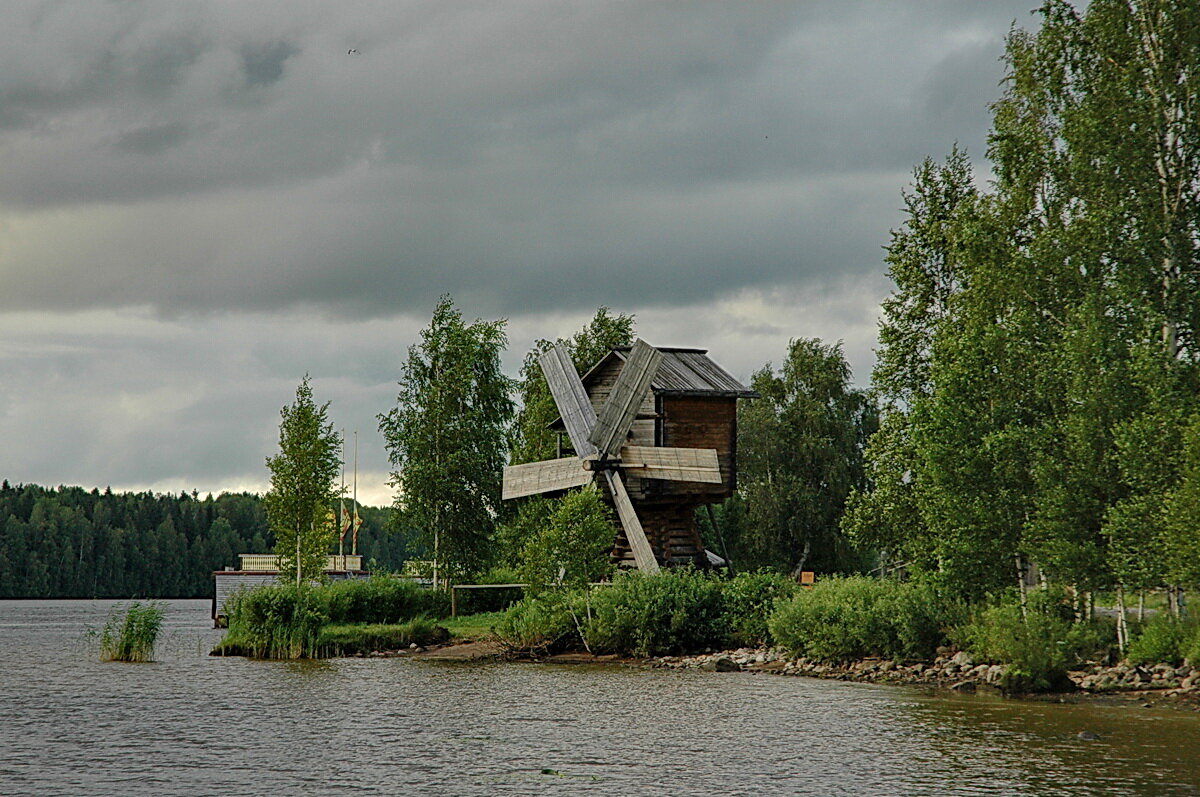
<box><xmin>213</xmin><ymin>576</ymin><xmax>451</xmax><ymax>659</ymax></box>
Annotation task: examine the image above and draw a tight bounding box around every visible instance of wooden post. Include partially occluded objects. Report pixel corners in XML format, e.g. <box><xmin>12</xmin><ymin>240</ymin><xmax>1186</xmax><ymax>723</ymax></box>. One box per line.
<box><xmin>450</xmin><ymin>585</ymin><xmax>458</xmax><ymax>617</ymax></box>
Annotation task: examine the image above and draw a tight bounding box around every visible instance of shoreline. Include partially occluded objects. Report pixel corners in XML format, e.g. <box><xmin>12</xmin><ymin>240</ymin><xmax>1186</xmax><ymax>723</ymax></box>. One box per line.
<box><xmin>382</xmin><ymin>639</ymin><xmax>1200</xmax><ymax>711</ymax></box>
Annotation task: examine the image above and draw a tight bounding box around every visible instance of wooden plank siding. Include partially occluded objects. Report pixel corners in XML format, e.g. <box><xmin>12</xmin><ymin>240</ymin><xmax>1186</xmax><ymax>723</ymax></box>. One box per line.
<box><xmin>658</xmin><ymin>396</ymin><xmax>737</xmax><ymax>500</ymax></box>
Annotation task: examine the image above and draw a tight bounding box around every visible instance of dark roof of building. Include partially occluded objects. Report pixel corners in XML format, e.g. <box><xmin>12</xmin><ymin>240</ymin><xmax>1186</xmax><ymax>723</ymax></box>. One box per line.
<box><xmin>581</xmin><ymin>346</ymin><xmax>758</xmax><ymax>398</ymax></box>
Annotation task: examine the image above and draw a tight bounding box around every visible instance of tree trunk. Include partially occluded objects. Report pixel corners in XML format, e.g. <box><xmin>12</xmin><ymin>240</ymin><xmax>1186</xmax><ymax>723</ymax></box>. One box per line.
<box><xmin>1015</xmin><ymin>554</ymin><xmax>1029</xmax><ymax>620</ymax></box>
<box><xmin>1116</xmin><ymin>585</ymin><xmax>1129</xmax><ymax>655</ymax></box>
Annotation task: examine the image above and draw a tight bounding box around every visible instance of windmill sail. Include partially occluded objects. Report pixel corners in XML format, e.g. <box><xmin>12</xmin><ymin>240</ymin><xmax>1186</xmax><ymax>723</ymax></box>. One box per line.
<box><xmin>588</xmin><ymin>340</ymin><xmax>662</xmax><ymax>458</ymax></box>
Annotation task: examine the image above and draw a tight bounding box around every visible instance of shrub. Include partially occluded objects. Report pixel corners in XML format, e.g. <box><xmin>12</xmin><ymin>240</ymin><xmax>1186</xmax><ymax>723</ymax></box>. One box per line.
<box><xmin>493</xmin><ymin>590</ymin><xmax>583</xmax><ymax>655</ymax></box>
<box><xmin>1127</xmin><ymin>615</ymin><xmax>1195</xmax><ymax>666</ymax></box>
<box><xmin>769</xmin><ymin>576</ymin><xmax>961</xmax><ymax>662</ymax></box>
<box><xmin>585</xmin><ymin>569</ymin><xmax>727</xmax><ymax>657</ymax></box>
<box><xmin>100</xmin><ymin>601</ymin><xmax>165</xmax><ymax>662</ymax></box>
<box><xmin>951</xmin><ymin>589</ymin><xmax>1110</xmax><ymax>694</ymax></box>
<box><xmin>316</xmin><ymin>618</ymin><xmax>449</xmax><ymax>655</ymax></box>
<box><xmin>721</xmin><ymin>570</ymin><xmax>796</xmax><ymax>647</ymax></box>
<box><xmin>518</xmin><ymin>486</ymin><xmax>616</xmax><ymax>589</ymax></box>
<box><xmin>219</xmin><ymin>583</ymin><xmax>329</xmax><ymax>659</ymax></box>
<box><xmin>324</xmin><ymin>576</ymin><xmax>448</xmax><ymax>624</ymax></box>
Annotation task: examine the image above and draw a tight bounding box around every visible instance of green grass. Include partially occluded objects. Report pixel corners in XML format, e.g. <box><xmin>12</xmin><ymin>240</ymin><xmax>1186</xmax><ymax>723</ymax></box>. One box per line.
<box><xmin>441</xmin><ymin>611</ymin><xmax>506</xmax><ymax>642</ymax></box>
<box><xmin>316</xmin><ymin>619</ymin><xmax>450</xmax><ymax>655</ymax></box>
<box><xmin>100</xmin><ymin>601</ymin><xmax>165</xmax><ymax>662</ymax></box>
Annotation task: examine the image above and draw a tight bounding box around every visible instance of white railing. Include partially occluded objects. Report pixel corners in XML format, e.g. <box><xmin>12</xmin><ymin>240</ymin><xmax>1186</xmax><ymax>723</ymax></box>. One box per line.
<box><xmin>237</xmin><ymin>554</ymin><xmax>363</xmax><ymax>571</ymax></box>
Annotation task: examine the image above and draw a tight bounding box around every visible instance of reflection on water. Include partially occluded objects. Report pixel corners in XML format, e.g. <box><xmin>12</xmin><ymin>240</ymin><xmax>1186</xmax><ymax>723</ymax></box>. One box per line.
<box><xmin>0</xmin><ymin>600</ymin><xmax>1197</xmax><ymax>796</ymax></box>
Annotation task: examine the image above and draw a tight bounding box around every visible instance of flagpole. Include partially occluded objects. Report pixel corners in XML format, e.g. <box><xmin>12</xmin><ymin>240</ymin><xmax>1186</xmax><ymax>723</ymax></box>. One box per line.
<box><xmin>339</xmin><ymin>428</ymin><xmax>346</xmax><ymax>568</ymax></box>
<box><xmin>352</xmin><ymin>430</ymin><xmax>359</xmax><ymax>558</ymax></box>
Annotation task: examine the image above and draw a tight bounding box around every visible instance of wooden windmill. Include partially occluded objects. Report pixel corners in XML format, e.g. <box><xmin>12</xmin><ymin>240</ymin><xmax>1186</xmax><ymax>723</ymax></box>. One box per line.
<box><xmin>502</xmin><ymin>339</ymin><xmax>756</xmax><ymax>571</ymax></box>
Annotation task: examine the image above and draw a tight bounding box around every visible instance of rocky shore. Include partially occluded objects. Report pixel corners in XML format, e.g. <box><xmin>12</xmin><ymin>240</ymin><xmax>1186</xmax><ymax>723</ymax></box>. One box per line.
<box><xmin>649</xmin><ymin>646</ymin><xmax>1200</xmax><ymax>705</ymax></box>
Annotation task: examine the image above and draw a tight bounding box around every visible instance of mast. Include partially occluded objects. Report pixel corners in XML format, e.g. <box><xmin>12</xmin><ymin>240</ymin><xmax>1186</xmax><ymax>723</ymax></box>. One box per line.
<box><xmin>338</xmin><ymin>429</ymin><xmax>346</xmax><ymax>568</ymax></box>
<box><xmin>352</xmin><ymin>430</ymin><xmax>359</xmax><ymax>557</ymax></box>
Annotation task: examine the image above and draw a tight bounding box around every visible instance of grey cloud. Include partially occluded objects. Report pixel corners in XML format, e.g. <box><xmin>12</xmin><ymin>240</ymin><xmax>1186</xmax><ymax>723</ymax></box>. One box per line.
<box><xmin>240</xmin><ymin>40</ymin><xmax>298</xmax><ymax>88</ymax></box>
<box><xmin>114</xmin><ymin>121</ymin><xmax>190</xmax><ymax>154</ymax></box>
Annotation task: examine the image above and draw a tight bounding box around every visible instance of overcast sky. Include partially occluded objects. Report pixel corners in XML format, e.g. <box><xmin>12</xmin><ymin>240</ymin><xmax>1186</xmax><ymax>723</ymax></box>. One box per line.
<box><xmin>0</xmin><ymin>1</ymin><xmax>1046</xmax><ymax>506</ymax></box>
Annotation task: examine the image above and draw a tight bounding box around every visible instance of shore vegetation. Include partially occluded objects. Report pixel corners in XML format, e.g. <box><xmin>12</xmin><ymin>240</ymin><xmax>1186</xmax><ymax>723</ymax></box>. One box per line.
<box><xmin>99</xmin><ymin>600</ymin><xmax>165</xmax><ymax>663</ymax></box>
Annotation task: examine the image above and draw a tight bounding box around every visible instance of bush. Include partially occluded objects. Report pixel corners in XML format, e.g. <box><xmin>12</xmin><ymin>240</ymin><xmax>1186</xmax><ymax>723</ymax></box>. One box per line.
<box><xmin>316</xmin><ymin>618</ymin><xmax>449</xmax><ymax>655</ymax></box>
<box><xmin>1127</xmin><ymin>615</ymin><xmax>1195</xmax><ymax>666</ymax></box>
<box><xmin>769</xmin><ymin>576</ymin><xmax>961</xmax><ymax>663</ymax></box>
<box><xmin>219</xmin><ymin>583</ymin><xmax>329</xmax><ymax>659</ymax></box>
<box><xmin>585</xmin><ymin>569</ymin><xmax>727</xmax><ymax>657</ymax></box>
<box><xmin>100</xmin><ymin>601</ymin><xmax>165</xmax><ymax>662</ymax></box>
<box><xmin>721</xmin><ymin>570</ymin><xmax>796</xmax><ymax>647</ymax></box>
<box><xmin>518</xmin><ymin>486</ymin><xmax>616</xmax><ymax>589</ymax></box>
<box><xmin>951</xmin><ymin>589</ymin><xmax>1110</xmax><ymax>693</ymax></box>
<box><xmin>493</xmin><ymin>590</ymin><xmax>583</xmax><ymax>655</ymax></box>
<box><xmin>324</xmin><ymin>576</ymin><xmax>448</xmax><ymax>624</ymax></box>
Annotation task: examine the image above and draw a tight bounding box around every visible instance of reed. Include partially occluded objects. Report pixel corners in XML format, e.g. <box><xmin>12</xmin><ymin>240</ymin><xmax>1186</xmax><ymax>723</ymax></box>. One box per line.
<box><xmin>100</xmin><ymin>601</ymin><xmax>165</xmax><ymax>662</ymax></box>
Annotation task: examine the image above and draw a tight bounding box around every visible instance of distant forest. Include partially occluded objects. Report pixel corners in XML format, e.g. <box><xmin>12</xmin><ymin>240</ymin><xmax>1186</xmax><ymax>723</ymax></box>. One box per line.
<box><xmin>0</xmin><ymin>482</ymin><xmax>410</xmax><ymax>599</ymax></box>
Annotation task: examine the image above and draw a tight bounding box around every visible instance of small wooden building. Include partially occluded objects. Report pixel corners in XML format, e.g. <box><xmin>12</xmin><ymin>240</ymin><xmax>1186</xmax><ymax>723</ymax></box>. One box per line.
<box><xmin>552</xmin><ymin>346</ymin><xmax>757</xmax><ymax>567</ymax></box>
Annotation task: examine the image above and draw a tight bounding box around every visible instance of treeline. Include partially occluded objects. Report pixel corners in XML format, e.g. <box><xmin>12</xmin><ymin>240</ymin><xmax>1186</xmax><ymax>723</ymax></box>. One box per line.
<box><xmin>0</xmin><ymin>482</ymin><xmax>406</xmax><ymax>598</ymax></box>
<box><xmin>841</xmin><ymin>1</ymin><xmax>1200</xmax><ymax>623</ymax></box>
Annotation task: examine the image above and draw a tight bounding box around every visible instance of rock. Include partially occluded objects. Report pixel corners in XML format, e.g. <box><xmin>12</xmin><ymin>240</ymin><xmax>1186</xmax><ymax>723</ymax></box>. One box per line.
<box><xmin>950</xmin><ymin>651</ymin><xmax>975</xmax><ymax>668</ymax></box>
<box><xmin>700</xmin><ymin>656</ymin><xmax>741</xmax><ymax>673</ymax></box>
<box><xmin>1077</xmin><ymin>731</ymin><xmax>1099</xmax><ymax>741</ymax></box>
<box><xmin>879</xmin><ymin>660</ymin><xmax>896</xmax><ymax>673</ymax></box>
<box><xmin>986</xmin><ymin>665</ymin><xmax>1005</xmax><ymax>684</ymax></box>
<box><xmin>1175</xmin><ymin>666</ymin><xmax>1193</xmax><ymax>679</ymax></box>
<box><xmin>409</xmin><ymin>642</ymin><xmax>419</xmax><ymax>649</ymax></box>
<box><xmin>1182</xmin><ymin>675</ymin><xmax>1197</xmax><ymax>690</ymax></box>
<box><xmin>911</xmin><ymin>663</ymin><xmax>926</xmax><ymax>674</ymax></box>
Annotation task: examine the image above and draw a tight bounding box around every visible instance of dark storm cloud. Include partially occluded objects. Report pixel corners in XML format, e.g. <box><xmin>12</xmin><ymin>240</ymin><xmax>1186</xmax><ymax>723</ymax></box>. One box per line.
<box><xmin>0</xmin><ymin>1</ymin><xmax>1039</xmax><ymax>322</ymax></box>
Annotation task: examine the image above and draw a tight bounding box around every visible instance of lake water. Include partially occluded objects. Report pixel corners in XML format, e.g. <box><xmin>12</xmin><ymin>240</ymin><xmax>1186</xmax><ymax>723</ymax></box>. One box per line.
<box><xmin>0</xmin><ymin>599</ymin><xmax>1197</xmax><ymax>796</ymax></box>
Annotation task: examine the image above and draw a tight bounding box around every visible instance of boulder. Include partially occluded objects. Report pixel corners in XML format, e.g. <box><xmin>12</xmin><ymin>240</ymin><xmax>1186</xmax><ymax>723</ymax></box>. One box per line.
<box><xmin>699</xmin><ymin>656</ymin><xmax>741</xmax><ymax>673</ymax></box>
<box><xmin>950</xmin><ymin>651</ymin><xmax>975</xmax><ymax>668</ymax></box>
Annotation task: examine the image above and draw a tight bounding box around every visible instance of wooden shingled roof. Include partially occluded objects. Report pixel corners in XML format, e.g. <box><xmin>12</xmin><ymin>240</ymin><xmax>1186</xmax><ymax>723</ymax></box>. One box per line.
<box><xmin>581</xmin><ymin>346</ymin><xmax>759</xmax><ymax>398</ymax></box>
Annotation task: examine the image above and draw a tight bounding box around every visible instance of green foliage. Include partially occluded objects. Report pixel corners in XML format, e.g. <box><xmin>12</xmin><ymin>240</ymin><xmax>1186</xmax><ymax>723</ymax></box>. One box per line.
<box><xmin>584</xmin><ymin>570</ymin><xmax>727</xmax><ymax>657</ymax></box>
<box><xmin>216</xmin><ymin>577</ymin><xmax>450</xmax><ymax>658</ymax></box>
<box><xmin>316</xmin><ymin>619</ymin><xmax>449</xmax><ymax>655</ymax></box>
<box><xmin>378</xmin><ymin>296</ymin><xmax>513</xmax><ymax>584</ymax></box>
<box><xmin>769</xmin><ymin>576</ymin><xmax>962</xmax><ymax>662</ymax></box>
<box><xmin>455</xmin><ymin>566</ymin><xmax>525</xmax><ymax>614</ymax></box>
<box><xmin>99</xmin><ymin>601</ymin><xmax>165</xmax><ymax>662</ymax></box>
<box><xmin>495</xmin><ymin>569</ymin><xmax>797</xmax><ymax>657</ymax></box>
<box><xmin>509</xmin><ymin>307</ymin><xmax>634</xmax><ymax>466</ymax></box>
<box><xmin>737</xmin><ymin>338</ymin><xmax>876</xmax><ymax>574</ymax></box>
<box><xmin>0</xmin><ymin>484</ymin><xmax>407</xmax><ymax>599</ymax></box>
<box><xmin>323</xmin><ymin>576</ymin><xmax>449</xmax><ymax>624</ymax></box>
<box><xmin>219</xmin><ymin>583</ymin><xmax>328</xmax><ymax>659</ymax></box>
<box><xmin>1126</xmin><ymin>615</ymin><xmax>1196</xmax><ymax>667</ymax></box>
<box><xmin>849</xmin><ymin>2</ymin><xmax>1200</xmax><ymax>599</ymax></box>
<box><xmin>493</xmin><ymin>589</ymin><xmax>583</xmax><ymax>655</ymax></box>
<box><xmin>264</xmin><ymin>376</ymin><xmax>343</xmax><ymax>587</ymax></box>
<box><xmin>518</xmin><ymin>486</ymin><xmax>616</xmax><ymax>589</ymax></box>
<box><xmin>951</xmin><ymin>589</ymin><xmax>1113</xmax><ymax>693</ymax></box>
<box><xmin>721</xmin><ymin>569</ymin><xmax>796</xmax><ymax>647</ymax></box>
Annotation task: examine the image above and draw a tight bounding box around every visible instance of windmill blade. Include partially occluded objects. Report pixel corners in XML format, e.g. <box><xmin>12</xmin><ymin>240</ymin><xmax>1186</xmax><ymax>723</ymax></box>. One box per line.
<box><xmin>603</xmin><ymin>470</ymin><xmax>660</xmax><ymax>574</ymax></box>
<box><xmin>620</xmin><ymin>445</ymin><xmax>723</xmax><ymax>484</ymax></box>
<box><xmin>539</xmin><ymin>343</ymin><xmax>598</xmax><ymax>458</ymax></box>
<box><xmin>588</xmin><ymin>339</ymin><xmax>662</xmax><ymax>458</ymax></box>
<box><xmin>503</xmin><ymin>458</ymin><xmax>594</xmax><ymax>500</ymax></box>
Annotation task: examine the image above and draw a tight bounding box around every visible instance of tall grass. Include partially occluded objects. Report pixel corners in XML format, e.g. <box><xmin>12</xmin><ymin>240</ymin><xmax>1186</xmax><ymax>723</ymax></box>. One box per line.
<box><xmin>216</xmin><ymin>576</ymin><xmax>450</xmax><ymax>659</ymax></box>
<box><xmin>100</xmin><ymin>601</ymin><xmax>165</xmax><ymax>662</ymax></box>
